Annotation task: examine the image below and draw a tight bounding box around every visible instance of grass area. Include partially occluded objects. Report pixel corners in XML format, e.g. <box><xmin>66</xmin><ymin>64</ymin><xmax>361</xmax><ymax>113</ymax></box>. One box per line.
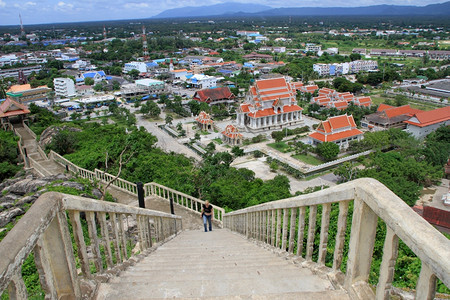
<box><xmin>213</xmin><ymin>138</ymin><xmax>223</xmax><ymax>144</ymax></box>
<box><xmin>292</xmin><ymin>154</ymin><xmax>323</xmax><ymax>166</ymax></box>
<box><xmin>267</xmin><ymin>142</ymin><xmax>290</xmax><ymax>152</ymax></box>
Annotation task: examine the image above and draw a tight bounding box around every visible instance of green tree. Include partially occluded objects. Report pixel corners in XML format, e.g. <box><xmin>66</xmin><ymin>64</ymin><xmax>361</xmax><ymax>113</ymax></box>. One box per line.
<box><xmin>231</xmin><ymin>146</ymin><xmax>244</xmax><ymax>157</ymax></box>
<box><xmin>165</xmin><ymin>115</ymin><xmax>173</xmax><ymax>125</ymax></box>
<box><xmin>47</xmin><ymin>130</ymin><xmax>78</xmax><ymax>155</ymax></box>
<box><xmin>128</xmin><ymin>69</ymin><xmax>140</xmax><ymax>79</ymax></box>
<box><xmin>84</xmin><ymin>77</ymin><xmax>94</xmax><ymax>86</ymax></box>
<box><xmin>316</xmin><ymin>142</ymin><xmax>339</xmax><ymax>161</ymax></box>
<box><xmin>271</xmin><ymin>131</ymin><xmax>285</xmax><ymax>143</ymax></box>
<box><xmin>93</xmin><ymin>83</ymin><xmax>103</xmax><ymax>92</ymax></box>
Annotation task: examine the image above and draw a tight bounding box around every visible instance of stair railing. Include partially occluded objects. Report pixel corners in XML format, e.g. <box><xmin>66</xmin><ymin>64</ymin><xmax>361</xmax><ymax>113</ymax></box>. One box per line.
<box><xmin>48</xmin><ymin>150</ymin><xmax>225</xmax><ymax>226</ymax></box>
<box><xmin>223</xmin><ymin>178</ymin><xmax>450</xmax><ymax>299</ymax></box>
<box><xmin>0</xmin><ymin>192</ymin><xmax>182</xmax><ymax>299</ymax></box>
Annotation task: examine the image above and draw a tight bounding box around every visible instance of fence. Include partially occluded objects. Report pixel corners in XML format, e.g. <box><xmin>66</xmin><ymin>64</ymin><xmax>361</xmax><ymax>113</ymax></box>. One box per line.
<box><xmin>0</xmin><ymin>192</ymin><xmax>182</xmax><ymax>299</ymax></box>
<box><xmin>49</xmin><ymin>151</ymin><xmax>224</xmax><ymax>226</ymax></box>
<box><xmin>224</xmin><ymin>178</ymin><xmax>450</xmax><ymax>299</ymax></box>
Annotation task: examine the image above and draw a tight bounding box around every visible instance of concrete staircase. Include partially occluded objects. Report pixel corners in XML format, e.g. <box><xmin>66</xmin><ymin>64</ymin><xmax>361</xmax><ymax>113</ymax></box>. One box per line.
<box><xmin>95</xmin><ymin>230</ymin><xmax>349</xmax><ymax>299</ymax></box>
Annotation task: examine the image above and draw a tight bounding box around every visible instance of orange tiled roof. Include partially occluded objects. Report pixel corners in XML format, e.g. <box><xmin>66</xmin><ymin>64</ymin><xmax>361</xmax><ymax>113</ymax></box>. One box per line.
<box><xmin>195</xmin><ymin>111</ymin><xmax>213</xmax><ymax>124</ymax></box>
<box><xmin>333</xmin><ymin>101</ymin><xmax>349</xmax><ymax>110</ymax></box>
<box><xmin>255</xmin><ymin>77</ymin><xmax>288</xmax><ymax>90</ymax></box>
<box><xmin>377</xmin><ymin>103</ymin><xmax>394</xmax><ymax>112</ymax></box>
<box><xmin>0</xmin><ymin>98</ymin><xmax>31</xmax><ymax>118</ymax></box>
<box><xmin>283</xmin><ymin>105</ymin><xmax>303</xmax><ymax>113</ymax></box>
<box><xmin>7</xmin><ymin>84</ymin><xmax>32</xmax><ymax>93</ymax></box>
<box><xmin>384</xmin><ymin>105</ymin><xmax>422</xmax><ymax>118</ymax></box>
<box><xmin>404</xmin><ymin>106</ymin><xmax>450</xmax><ymax>127</ymax></box>
<box><xmin>309</xmin><ymin>128</ymin><xmax>363</xmax><ymax>142</ymax></box>
<box><xmin>316</xmin><ymin>114</ymin><xmax>357</xmax><ymax>134</ymax></box>
<box><xmin>222</xmin><ymin>125</ymin><xmax>243</xmax><ymax>139</ymax></box>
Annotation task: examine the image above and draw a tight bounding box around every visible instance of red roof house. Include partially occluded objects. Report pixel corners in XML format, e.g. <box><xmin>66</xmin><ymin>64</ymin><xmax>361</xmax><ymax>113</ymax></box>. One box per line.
<box><xmin>221</xmin><ymin>125</ymin><xmax>243</xmax><ymax>145</ymax></box>
<box><xmin>193</xmin><ymin>87</ymin><xmax>235</xmax><ymax>105</ymax></box>
<box><xmin>0</xmin><ymin>98</ymin><xmax>31</xmax><ymax>129</ymax></box>
<box><xmin>195</xmin><ymin>111</ymin><xmax>214</xmax><ymax>131</ymax></box>
<box><xmin>404</xmin><ymin>106</ymin><xmax>450</xmax><ymax>139</ymax></box>
<box><xmin>309</xmin><ymin>114</ymin><xmax>363</xmax><ymax>149</ymax></box>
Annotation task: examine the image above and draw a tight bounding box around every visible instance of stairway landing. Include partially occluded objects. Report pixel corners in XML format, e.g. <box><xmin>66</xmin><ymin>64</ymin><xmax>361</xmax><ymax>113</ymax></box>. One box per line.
<box><xmin>95</xmin><ymin>230</ymin><xmax>349</xmax><ymax>299</ymax></box>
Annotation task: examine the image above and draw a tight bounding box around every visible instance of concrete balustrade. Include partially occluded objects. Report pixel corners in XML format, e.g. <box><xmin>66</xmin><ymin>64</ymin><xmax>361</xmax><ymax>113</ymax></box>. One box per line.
<box><xmin>49</xmin><ymin>151</ymin><xmax>224</xmax><ymax>225</ymax></box>
<box><xmin>224</xmin><ymin>178</ymin><xmax>450</xmax><ymax>299</ymax></box>
<box><xmin>0</xmin><ymin>192</ymin><xmax>182</xmax><ymax>299</ymax></box>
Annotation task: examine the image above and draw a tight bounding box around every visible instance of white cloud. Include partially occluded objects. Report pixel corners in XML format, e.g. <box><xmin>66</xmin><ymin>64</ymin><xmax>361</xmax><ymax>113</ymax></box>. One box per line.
<box><xmin>0</xmin><ymin>0</ymin><xmax>6</xmax><ymax>8</ymax></box>
<box><xmin>55</xmin><ymin>1</ymin><xmax>74</xmax><ymax>11</ymax></box>
<box><xmin>124</xmin><ymin>2</ymin><xmax>150</xmax><ymax>9</ymax></box>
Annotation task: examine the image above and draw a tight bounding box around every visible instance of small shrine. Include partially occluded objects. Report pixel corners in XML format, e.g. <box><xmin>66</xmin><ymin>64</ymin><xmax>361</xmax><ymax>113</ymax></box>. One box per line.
<box><xmin>0</xmin><ymin>98</ymin><xmax>31</xmax><ymax>130</ymax></box>
<box><xmin>221</xmin><ymin>125</ymin><xmax>243</xmax><ymax>145</ymax></box>
<box><xmin>195</xmin><ymin>111</ymin><xmax>213</xmax><ymax>131</ymax></box>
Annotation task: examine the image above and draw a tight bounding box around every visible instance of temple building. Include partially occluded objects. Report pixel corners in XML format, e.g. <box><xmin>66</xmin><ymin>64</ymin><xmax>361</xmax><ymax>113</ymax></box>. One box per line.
<box><xmin>195</xmin><ymin>111</ymin><xmax>213</xmax><ymax>131</ymax></box>
<box><xmin>193</xmin><ymin>87</ymin><xmax>235</xmax><ymax>106</ymax></box>
<box><xmin>236</xmin><ymin>77</ymin><xmax>303</xmax><ymax>132</ymax></box>
<box><xmin>6</xmin><ymin>84</ymin><xmax>51</xmax><ymax>104</ymax></box>
<box><xmin>0</xmin><ymin>98</ymin><xmax>31</xmax><ymax>130</ymax></box>
<box><xmin>221</xmin><ymin>125</ymin><xmax>243</xmax><ymax>145</ymax></box>
<box><xmin>309</xmin><ymin>114</ymin><xmax>363</xmax><ymax>149</ymax></box>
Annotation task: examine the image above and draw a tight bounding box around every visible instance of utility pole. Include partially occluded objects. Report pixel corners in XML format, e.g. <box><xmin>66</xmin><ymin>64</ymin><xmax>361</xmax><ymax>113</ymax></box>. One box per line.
<box><xmin>19</xmin><ymin>14</ymin><xmax>25</xmax><ymax>37</ymax></box>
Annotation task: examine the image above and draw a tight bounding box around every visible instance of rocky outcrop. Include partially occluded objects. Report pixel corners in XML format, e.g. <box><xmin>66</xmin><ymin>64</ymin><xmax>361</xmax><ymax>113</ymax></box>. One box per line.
<box><xmin>39</xmin><ymin>125</ymin><xmax>82</xmax><ymax>148</ymax></box>
<box><xmin>0</xmin><ymin>172</ymin><xmax>106</xmax><ymax>233</ymax></box>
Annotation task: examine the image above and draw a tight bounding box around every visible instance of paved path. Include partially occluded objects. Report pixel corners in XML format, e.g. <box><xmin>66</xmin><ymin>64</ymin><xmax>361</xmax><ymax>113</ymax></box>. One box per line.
<box><xmin>95</xmin><ymin>230</ymin><xmax>349</xmax><ymax>299</ymax></box>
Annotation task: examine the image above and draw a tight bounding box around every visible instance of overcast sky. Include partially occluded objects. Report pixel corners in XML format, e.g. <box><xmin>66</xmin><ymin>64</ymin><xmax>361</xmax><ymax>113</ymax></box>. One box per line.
<box><xmin>0</xmin><ymin>0</ymin><xmax>447</xmax><ymax>26</ymax></box>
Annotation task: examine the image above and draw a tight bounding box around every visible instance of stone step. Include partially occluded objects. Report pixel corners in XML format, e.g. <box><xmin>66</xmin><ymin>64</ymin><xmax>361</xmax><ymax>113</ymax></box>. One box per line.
<box><xmin>110</xmin><ymin>267</ymin><xmax>315</xmax><ymax>283</ymax></box>
<box><xmin>95</xmin><ymin>230</ymin><xmax>348</xmax><ymax>299</ymax></box>
<box><xmin>96</xmin><ymin>277</ymin><xmax>340</xmax><ymax>299</ymax></box>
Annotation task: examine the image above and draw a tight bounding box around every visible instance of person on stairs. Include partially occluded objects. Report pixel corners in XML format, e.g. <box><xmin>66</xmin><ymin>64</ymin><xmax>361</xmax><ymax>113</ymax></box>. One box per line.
<box><xmin>201</xmin><ymin>201</ymin><xmax>213</xmax><ymax>232</ymax></box>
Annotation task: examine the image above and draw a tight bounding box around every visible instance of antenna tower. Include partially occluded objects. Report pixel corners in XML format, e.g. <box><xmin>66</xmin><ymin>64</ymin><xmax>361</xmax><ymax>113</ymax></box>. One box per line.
<box><xmin>19</xmin><ymin>14</ymin><xmax>25</xmax><ymax>37</ymax></box>
<box><xmin>142</xmin><ymin>25</ymin><xmax>149</xmax><ymax>61</ymax></box>
<box><xmin>103</xmin><ymin>25</ymin><xmax>107</xmax><ymax>40</ymax></box>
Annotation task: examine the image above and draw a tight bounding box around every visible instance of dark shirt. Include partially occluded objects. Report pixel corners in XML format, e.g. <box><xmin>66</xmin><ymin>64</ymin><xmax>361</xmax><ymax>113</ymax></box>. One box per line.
<box><xmin>203</xmin><ymin>204</ymin><xmax>212</xmax><ymax>214</ymax></box>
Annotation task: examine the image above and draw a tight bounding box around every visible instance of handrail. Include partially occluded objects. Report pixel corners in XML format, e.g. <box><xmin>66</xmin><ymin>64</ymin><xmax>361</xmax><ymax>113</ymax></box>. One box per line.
<box><xmin>146</xmin><ymin>182</ymin><xmax>226</xmax><ymax>224</ymax></box>
<box><xmin>49</xmin><ymin>150</ymin><xmax>225</xmax><ymax>226</ymax></box>
<box><xmin>0</xmin><ymin>192</ymin><xmax>182</xmax><ymax>299</ymax></box>
<box><xmin>224</xmin><ymin>178</ymin><xmax>450</xmax><ymax>299</ymax></box>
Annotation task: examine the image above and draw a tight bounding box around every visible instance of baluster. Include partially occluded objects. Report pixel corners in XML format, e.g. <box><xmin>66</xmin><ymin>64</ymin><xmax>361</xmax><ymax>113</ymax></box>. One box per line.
<box><xmin>416</xmin><ymin>262</ymin><xmax>436</xmax><ymax>300</ymax></box>
<box><xmin>8</xmin><ymin>270</ymin><xmax>28</xmax><ymax>300</ymax></box>
<box><xmin>333</xmin><ymin>201</ymin><xmax>349</xmax><ymax>271</ymax></box>
<box><xmin>137</xmin><ymin>215</ymin><xmax>145</xmax><ymax>251</ymax></box>
<box><xmin>266</xmin><ymin>210</ymin><xmax>271</xmax><ymax>244</ymax></box>
<box><xmin>69</xmin><ymin>211</ymin><xmax>91</xmax><ymax>277</ymax></box>
<box><xmin>318</xmin><ymin>203</ymin><xmax>331</xmax><ymax>265</ymax></box>
<box><xmin>159</xmin><ymin>217</ymin><xmax>165</xmax><ymax>241</ymax></box>
<box><xmin>376</xmin><ymin>227</ymin><xmax>399</xmax><ymax>300</ymax></box>
<box><xmin>195</xmin><ymin>200</ymin><xmax>198</xmax><ymax>212</ymax></box>
<box><xmin>34</xmin><ymin>240</ymin><xmax>57</xmax><ymax>299</ymax></box>
<box><xmin>99</xmin><ymin>212</ymin><xmax>113</xmax><ymax>269</ymax></box>
<box><xmin>146</xmin><ymin>216</ymin><xmax>153</xmax><ymax>247</ymax></box>
<box><xmin>190</xmin><ymin>198</ymin><xmax>193</xmax><ymax>210</ymax></box>
<box><xmin>262</xmin><ymin>211</ymin><xmax>266</xmax><ymax>243</ymax></box>
<box><xmin>306</xmin><ymin>205</ymin><xmax>317</xmax><ymax>261</ymax></box>
<box><xmin>288</xmin><ymin>208</ymin><xmax>297</xmax><ymax>253</ymax></box>
<box><xmin>110</xmin><ymin>213</ymin><xmax>122</xmax><ymax>263</ymax></box>
<box><xmin>281</xmin><ymin>208</ymin><xmax>288</xmax><ymax>251</ymax></box>
<box><xmin>271</xmin><ymin>210</ymin><xmax>276</xmax><ymax>247</ymax></box>
<box><xmin>344</xmin><ymin>198</ymin><xmax>378</xmax><ymax>289</ymax></box>
<box><xmin>118</xmin><ymin>214</ymin><xmax>128</xmax><ymax>260</ymax></box>
<box><xmin>296</xmin><ymin>206</ymin><xmax>306</xmax><ymax>257</ymax></box>
<box><xmin>86</xmin><ymin>211</ymin><xmax>103</xmax><ymax>273</ymax></box>
<box><xmin>276</xmin><ymin>209</ymin><xmax>282</xmax><ymax>248</ymax></box>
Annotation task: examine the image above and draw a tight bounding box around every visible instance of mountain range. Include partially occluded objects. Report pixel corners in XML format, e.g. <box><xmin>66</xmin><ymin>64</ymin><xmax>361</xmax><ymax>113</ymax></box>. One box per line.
<box><xmin>152</xmin><ymin>1</ymin><xmax>450</xmax><ymax>18</ymax></box>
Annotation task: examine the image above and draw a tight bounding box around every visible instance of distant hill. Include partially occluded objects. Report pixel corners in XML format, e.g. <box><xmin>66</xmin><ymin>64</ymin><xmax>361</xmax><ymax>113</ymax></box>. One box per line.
<box><xmin>153</xmin><ymin>1</ymin><xmax>450</xmax><ymax>18</ymax></box>
<box><xmin>153</xmin><ymin>2</ymin><xmax>272</xmax><ymax>18</ymax></box>
<box><xmin>253</xmin><ymin>2</ymin><xmax>450</xmax><ymax>16</ymax></box>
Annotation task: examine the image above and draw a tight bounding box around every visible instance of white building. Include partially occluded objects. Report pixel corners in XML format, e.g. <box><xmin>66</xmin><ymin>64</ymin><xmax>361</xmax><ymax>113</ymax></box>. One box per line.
<box><xmin>123</xmin><ymin>62</ymin><xmax>148</xmax><ymax>74</ymax></box>
<box><xmin>306</xmin><ymin>43</ymin><xmax>321</xmax><ymax>53</ymax></box>
<box><xmin>188</xmin><ymin>74</ymin><xmax>217</xmax><ymax>89</ymax></box>
<box><xmin>349</xmin><ymin>60</ymin><xmax>378</xmax><ymax>73</ymax></box>
<box><xmin>313</xmin><ymin>60</ymin><xmax>377</xmax><ymax>76</ymax></box>
<box><xmin>404</xmin><ymin>106</ymin><xmax>450</xmax><ymax>139</ymax></box>
<box><xmin>53</xmin><ymin>77</ymin><xmax>76</xmax><ymax>98</ymax></box>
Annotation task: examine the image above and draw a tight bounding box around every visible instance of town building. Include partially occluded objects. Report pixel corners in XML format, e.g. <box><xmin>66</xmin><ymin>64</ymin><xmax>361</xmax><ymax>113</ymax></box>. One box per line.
<box><xmin>193</xmin><ymin>87</ymin><xmax>235</xmax><ymax>105</ymax></box>
<box><xmin>196</xmin><ymin>111</ymin><xmax>214</xmax><ymax>131</ymax></box>
<box><xmin>242</xmin><ymin>52</ymin><xmax>273</xmax><ymax>62</ymax></box>
<box><xmin>123</xmin><ymin>62</ymin><xmax>148</xmax><ymax>74</ymax></box>
<box><xmin>53</xmin><ymin>78</ymin><xmax>76</xmax><ymax>98</ymax></box>
<box><xmin>313</xmin><ymin>60</ymin><xmax>377</xmax><ymax>76</ymax></box>
<box><xmin>310</xmin><ymin>88</ymin><xmax>371</xmax><ymax>110</ymax></box>
<box><xmin>404</xmin><ymin>106</ymin><xmax>450</xmax><ymax>139</ymax></box>
<box><xmin>361</xmin><ymin>104</ymin><xmax>422</xmax><ymax>130</ymax></box>
<box><xmin>6</xmin><ymin>84</ymin><xmax>52</xmax><ymax>104</ymax></box>
<box><xmin>0</xmin><ymin>65</ymin><xmax>43</xmax><ymax>80</ymax></box>
<box><xmin>120</xmin><ymin>79</ymin><xmax>165</xmax><ymax>101</ymax></box>
<box><xmin>187</xmin><ymin>74</ymin><xmax>217</xmax><ymax>89</ymax></box>
<box><xmin>75</xmin><ymin>71</ymin><xmax>108</xmax><ymax>85</ymax></box>
<box><xmin>75</xmin><ymin>85</ymin><xmax>94</xmax><ymax>97</ymax></box>
<box><xmin>309</xmin><ymin>114</ymin><xmax>364</xmax><ymax>149</ymax></box>
<box><xmin>305</xmin><ymin>44</ymin><xmax>321</xmax><ymax>53</ymax></box>
<box><xmin>237</xmin><ymin>77</ymin><xmax>303</xmax><ymax>132</ymax></box>
<box><xmin>221</xmin><ymin>125</ymin><xmax>243</xmax><ymax>145</ymax></box>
